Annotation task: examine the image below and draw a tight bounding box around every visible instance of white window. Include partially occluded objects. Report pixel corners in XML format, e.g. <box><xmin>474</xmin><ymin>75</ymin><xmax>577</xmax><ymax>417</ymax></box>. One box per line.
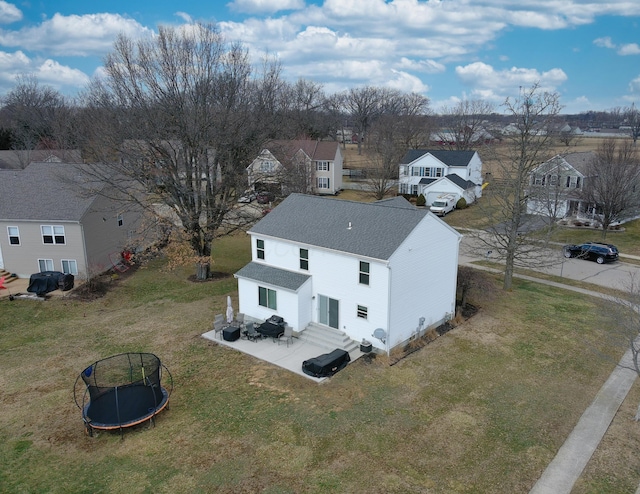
<box><xmin>38</xmin><ymin>259</ymin><xmax>54</xmax><ymax>272</ymax></box>
<box><xmin>258</xmin><ymin>286</ymin><xmax>277</xmax><ymax>309</ymax></box>
<box><xmin>300</xmin><ymin>248</ymin><xmax>309</xmax><ymax>270</ymax></box>
<box><xmin>359</xmin><ymin>261</ymin><xmax>370</xmax><ymax>285</ymax></box>
<box><xmin>61</xmin><ymin>259</ymin><xmax>78</xmax><ymax>275</ymax></box>
<box><xmin>411</xmin><ymin>167</ymin><xmax>443</xmax><ymax>177</ymax></box>
<box><xmin>41</xmin><ymin>225</ymin><xmax>65</xmax><ymax>245</ymax></box>
<box><xmin>259</xmin><ymin>160</ymin><xmax>275</xmax><ymax>173</ymax></box>
<box><xmin>117</xmin><ymin>214</ymin><xmax>124</xmax><ymax>227</ymax></box>
<box><xmin>566</xmin><ymin>176</ymin><xmax>580</xmax><ymax>189</ymax></box>
<box><xmin>7</xmin><ymin>226</ymin><xmax>20</xmax><ymax>245</ymax></box>
<box><xmin>256</xmin><ymin>239</ymin><xmax>265</xmax><ymax>260</ymax></box>
<box><xmin>317</xmin><ymin>177</ymin><xmax>330</xmax><ymax>189</ymax></box>
<box><xmin>316</xmin><ymin>161</ymin><xmax>330</xmax><ymax>171</ymax></box>
<box><xmin>357</xmin><ymin>305</ymin><xmax>368</xmax><ymax>319</ymax></box>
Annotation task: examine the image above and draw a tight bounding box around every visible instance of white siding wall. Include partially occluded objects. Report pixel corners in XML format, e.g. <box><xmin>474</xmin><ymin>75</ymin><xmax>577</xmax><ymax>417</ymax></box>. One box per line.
<box><xmin>237</xmin><ymin>277</ymin><xmax>310</xmax><ymax>330</ymax></box>
<box><xmin>387</xmin><ymin>215</ymin><xmax>460</xmax><ymax>350</ymax></box>
<box><xmin>248</xmin><ymin>235</ymin><xmax>390</xmax><ymax>346</ymax></box>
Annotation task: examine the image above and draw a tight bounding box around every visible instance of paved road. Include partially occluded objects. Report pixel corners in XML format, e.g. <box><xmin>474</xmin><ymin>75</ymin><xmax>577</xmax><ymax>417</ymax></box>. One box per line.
<box><xmin>459</xmin><ymin>233</ymin><xmax>640</xmax><ymax>291</ymax></box>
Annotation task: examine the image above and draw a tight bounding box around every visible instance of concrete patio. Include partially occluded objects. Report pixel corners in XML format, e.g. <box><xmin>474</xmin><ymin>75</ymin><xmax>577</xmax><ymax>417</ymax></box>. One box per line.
<box><xmin>202</xmin><ymin>328</ymin><xmax>360</xmax><ymax>383</ymax></box>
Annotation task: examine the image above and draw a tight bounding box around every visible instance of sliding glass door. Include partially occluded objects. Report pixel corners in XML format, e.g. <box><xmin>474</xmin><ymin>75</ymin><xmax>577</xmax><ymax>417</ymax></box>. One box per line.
<box><xmin>318</xmin><ymin>295</ymin><xmax>339</xmax><ymax>329</ymax></box>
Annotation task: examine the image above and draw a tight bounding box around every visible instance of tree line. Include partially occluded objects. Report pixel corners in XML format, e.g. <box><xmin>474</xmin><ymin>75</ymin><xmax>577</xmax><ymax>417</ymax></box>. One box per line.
<box><xmin>0</xmin><ymin>22</ymin><xmax>638</xmax><ymax>289</ymax></box>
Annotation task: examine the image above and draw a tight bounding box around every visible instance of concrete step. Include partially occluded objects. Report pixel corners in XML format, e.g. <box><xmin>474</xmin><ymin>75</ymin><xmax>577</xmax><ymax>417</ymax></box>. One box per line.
<box><xmin>0</xmin><ymin>270</ymin><xmax>19</xmax><ymax>285</ymax></box>
<box><xmin>299</xmin><ymin>323</ymin><xmax>361</xmax><ymax>359</ymax></box>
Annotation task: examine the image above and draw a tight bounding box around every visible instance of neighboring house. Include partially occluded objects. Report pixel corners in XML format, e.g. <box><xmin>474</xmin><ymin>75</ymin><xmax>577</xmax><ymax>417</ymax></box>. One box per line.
<box><xmin>526</xmin><ymin>152</ymin><xmax>596</xmax><ymax>219</ymax></box>
<box><xmin>0</xmin><ymin>149</ymin><xmax>83</xmax><ymax>170</ymax></box>
<box><xmin>246</xmin><ymin>140</ymin><xmax>343</xmax><ymax>195</ymax></box>
<box><xmin>234</xmin><ymin>193</ymin><xmax>461</xmax><ymax>354</ymax></box>
<box><xmin>397</xmin><ymin>149</ymin><xmax>483</xmax><ymax>205</ymax></box>
<box><xmin>0</xmin><ymin>162</ymin><xmax>150</xmax><ymax>279</ymax></box>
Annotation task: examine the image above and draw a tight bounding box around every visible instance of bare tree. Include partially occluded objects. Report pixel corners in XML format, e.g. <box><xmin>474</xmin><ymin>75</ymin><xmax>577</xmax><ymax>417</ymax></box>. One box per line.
<box><xmin>623</xmin><ymin>103</ymin><xmax>640</xmax><ymax>145</ymax></box>
<box><xmin>477</xmin><ymin>84</ymin><xmax>563</xmax><ymax>290</ymax></box>
<box><xmin>436</xmin><ymin>99</ymin><xmax>494</xmax><ymax>150</ymax></box>
<box><xmin>340</xmin><ymin>86</ymin><xmax>386</xmax><ymax>155</ymax></box>
<box><xmin>82</xmin><ymin>23</ymin><xmax>283</xmax><ymax>278</ymax></box>
<box><xmin>581</xmin><ymin>138</ymin><xmax>640</xmax><ymax>238</ymax></box>
<box><xmin>456</xmin><ymin>265</ymin><xmax>496</xmax><ymax>313</ymax></box>
<box><xmin>0</xmin><ymin>74</ymin><xmax>79</xmax><ymax>162</ymax></box>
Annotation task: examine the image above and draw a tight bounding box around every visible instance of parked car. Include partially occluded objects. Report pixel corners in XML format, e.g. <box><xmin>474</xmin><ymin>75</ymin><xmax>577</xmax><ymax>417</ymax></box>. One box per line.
<box><xmin>238</xmin><ymin>190</ymin><xmax>256</xmax><ymax>203</ymax></box>
<box><xmin>563</xmin><ymin>242</ymin><xmax>619</xmax><ymax>264</ymax></box>
<box><xmin>256</xmin><ymin>191</ymin><xmax>275</xmax><ymax>204</ymax></box>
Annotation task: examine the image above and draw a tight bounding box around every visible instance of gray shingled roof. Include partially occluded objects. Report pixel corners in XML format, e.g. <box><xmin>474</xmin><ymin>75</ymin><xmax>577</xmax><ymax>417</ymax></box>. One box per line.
<box><xmin>235</xmin><ymin>262</ymin><xmax>311</xmax><ymax>291</ymax></box>
<box><xmin>0</xmin><ymin>162</ymin><xmax>101</xmax><ymax>221</ymax></box>
<box><xmin>249</xmin><ymin>194</ymin><xmax>429</xmax><ymax>260</ymax></box>
<box><xmin>400</xmin><ymin>149</ymin><xmax>476</xmax><ymax>167</ymax></box>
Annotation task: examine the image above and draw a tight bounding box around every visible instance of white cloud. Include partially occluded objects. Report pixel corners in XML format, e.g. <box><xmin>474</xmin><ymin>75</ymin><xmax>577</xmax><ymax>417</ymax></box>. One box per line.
<box><xmin>0</xmin><ymin>50</ymin><xmax>90</xmax><ymax>95</ymax></box>
<box><xmin>0</xmin><ymin>1</ymin><xmax>21</xmax><ymax>24</ymax></box>
<box><xmin>594</xmin><ymin>37</ymin><xmax>615</xmax><ymax>49</ymax></box>
<box><xmin>396</xmin><ymin>57</ymin><xmax>445</xmax><ymax>75</ymax></box>
<box><xmin>227</xmin><ymin>0</ymin><xmax>304</xmax><ymax>15</ymax></box>
<box><xmin>629</xmin><ymin>76</ymin><xmax>640</xmax><ymax>94</ymax></box>
<box><xmin>618</xmin><ymin>43</ymin><xmax>640</xmax><ymax>56</ymax></box>
<box><xmin>175</xmin><ymin>12</ymin><xmax>193</xmax><ymax>23</ymax></box>
<box><xmin>36</xmin><ymin>59</ymin><xmax>91</xmax><ymax>88</ymax></box>
<box><xmin>455</xmin><ymin>62</ymin><xmax>567</xmax><ymax>102</ymax></box>
<box><xmin>594</xmin><ymin>37</ymin><xmax>640</xmax><ymax>55</ymax></box>
<box><xmin>0</xmin><ymin>13</ymin><xmax>153</xmax><ymax>56</ymax></box>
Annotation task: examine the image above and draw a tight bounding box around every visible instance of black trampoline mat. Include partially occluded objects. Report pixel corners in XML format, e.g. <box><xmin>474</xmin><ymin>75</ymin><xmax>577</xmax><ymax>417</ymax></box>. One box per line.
<box><xmin>85</xmin><ymin>384</ymin><xmax>167</xmax><ymax>427</ymax></box>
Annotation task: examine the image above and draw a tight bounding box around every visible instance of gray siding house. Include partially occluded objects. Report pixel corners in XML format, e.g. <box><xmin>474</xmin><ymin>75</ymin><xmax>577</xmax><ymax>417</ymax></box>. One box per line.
<box><xmin>0</xmin><ymin>162</ymin><xmax>148</xmax><ymax>279</ymax></box>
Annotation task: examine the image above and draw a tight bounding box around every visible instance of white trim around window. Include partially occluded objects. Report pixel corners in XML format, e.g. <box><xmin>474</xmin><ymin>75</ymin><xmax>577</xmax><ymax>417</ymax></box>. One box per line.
<box><xmin>61</xmin><ymin>259</ymin><xmax>78</xmax><ymax>275</ymax></box>
<box><xmin>41</xmin><ymin>225</ymin><xmax>66</xmax><ymax>245</ymax></box>
<box><xmin>317</xmin><ymin>177</ymin><xmax>330</xmax><ymax>189</ymax></box>
<box><xmin>7</xmin><ymin>226</ymin><xmax>20</xmax><ymax>245</ymax></box>
<box><xmin>38</xmin><ymin>259</ymin><xmax>54</xmax><ymax>272</ymax></box>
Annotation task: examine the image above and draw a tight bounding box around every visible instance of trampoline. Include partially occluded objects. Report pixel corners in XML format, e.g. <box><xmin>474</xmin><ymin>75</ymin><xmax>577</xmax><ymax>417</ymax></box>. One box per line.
<box><xmin>74</xmin><ymin>352</ymin><xmax>173</xmax><ymax>436</ymax></box>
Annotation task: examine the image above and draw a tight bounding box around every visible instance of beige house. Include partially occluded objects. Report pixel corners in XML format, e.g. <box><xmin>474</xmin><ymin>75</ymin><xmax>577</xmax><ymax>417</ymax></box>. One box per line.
<box><xmin>0</xmin><ymin>162</ymin><xmax>150</xmax><ymax>279</ymax></box>
<box><xmin>246</xmin><ymin>140</ymin><xmax>343</xmax><ymax>195</ymax></box>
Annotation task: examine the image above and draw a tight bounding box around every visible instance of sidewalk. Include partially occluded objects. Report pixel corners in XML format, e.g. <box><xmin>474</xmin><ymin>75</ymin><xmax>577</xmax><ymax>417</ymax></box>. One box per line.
<box><xmin>463</xmin><ymin>263</ymin><xmax>639</xmax><ymax>493</ymax></box>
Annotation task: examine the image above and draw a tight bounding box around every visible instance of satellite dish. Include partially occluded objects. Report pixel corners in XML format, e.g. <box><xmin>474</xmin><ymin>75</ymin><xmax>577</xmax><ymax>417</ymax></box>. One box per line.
<box><xmin>372</xmin><ymin>328</ymin><xmax>387</xmax><ymax>344</ymax></box>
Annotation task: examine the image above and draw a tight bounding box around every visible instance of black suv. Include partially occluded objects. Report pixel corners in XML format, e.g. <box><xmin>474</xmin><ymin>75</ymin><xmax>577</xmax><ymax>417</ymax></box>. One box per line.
<box><xmin>563</xmin><ymin>242</ymin><xmax>619</xmax><ymax>264</ymax></box>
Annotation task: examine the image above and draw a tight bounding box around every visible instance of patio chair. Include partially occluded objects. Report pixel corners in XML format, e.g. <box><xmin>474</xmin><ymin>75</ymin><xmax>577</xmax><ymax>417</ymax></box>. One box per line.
<box><xmin>235</xmin><ymin>312</ymin><xmax>245</xmax><ymax>330</ymax></box>
<box><xmin>213</xmin><ymin>314</ymin><xmax>225</xmax><ymax>339</ymax></box>
<box><xmin>278</xmin><ymin>325</ymin><xmax>294</xmax><ymax>347</ymax></box>
<box><xmin>244</xmin><ymin>322</ymin><xmax>260</xmax><ymax>342</ymax></box>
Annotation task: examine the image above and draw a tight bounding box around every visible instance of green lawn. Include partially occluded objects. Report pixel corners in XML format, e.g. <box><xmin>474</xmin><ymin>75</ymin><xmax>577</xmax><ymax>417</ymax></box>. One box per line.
<box><xmin>1</xmin><ymin>233</ymin><xmax>638</xmax><ymax>493</ymax></box>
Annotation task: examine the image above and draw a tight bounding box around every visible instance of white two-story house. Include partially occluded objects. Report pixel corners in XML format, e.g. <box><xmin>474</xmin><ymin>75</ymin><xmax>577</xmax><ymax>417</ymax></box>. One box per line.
<box><xmin>526</xmin><ymin>152</ymin><xmax>595</xmax><ymax>219</ymax></box>
<box><xmin>0</xmin><ymin>162</ymin><xmax>150</xmax><ymax>279</ymax></box>
<box><xmin>234</xmin><ymin>194</ymin><xmax>461</xmax><ymax>354</ymax></box>
<box><xmin>246</xmin><ymin>140</ymin><xmax>343</xmax><ymax>196</ymax></box>
<box><xmin>397</xmin><ymin>149</ymin><xmax>483</xmax><ymax>205</ymax></box>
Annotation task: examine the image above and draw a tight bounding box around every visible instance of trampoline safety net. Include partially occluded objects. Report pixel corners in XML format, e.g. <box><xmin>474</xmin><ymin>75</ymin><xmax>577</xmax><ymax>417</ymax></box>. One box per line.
<box><xmin>76</xmin><ymin>352</ymin><xmax>170</xmax><ymax>431</ymax></box>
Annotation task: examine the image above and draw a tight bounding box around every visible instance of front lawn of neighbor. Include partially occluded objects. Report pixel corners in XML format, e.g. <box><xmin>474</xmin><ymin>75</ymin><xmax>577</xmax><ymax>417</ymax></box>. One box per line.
<box><xmin>1</xmin><ymin>233</ymin><xmax>638</xmax><ymax>493</ymax></box>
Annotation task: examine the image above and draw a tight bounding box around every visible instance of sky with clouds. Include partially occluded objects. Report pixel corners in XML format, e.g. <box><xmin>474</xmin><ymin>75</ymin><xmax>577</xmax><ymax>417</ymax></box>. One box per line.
<box><xmin>0</xmin><ymin>0</ymin><xmax>638</xmax><ymax>114</ymax></box>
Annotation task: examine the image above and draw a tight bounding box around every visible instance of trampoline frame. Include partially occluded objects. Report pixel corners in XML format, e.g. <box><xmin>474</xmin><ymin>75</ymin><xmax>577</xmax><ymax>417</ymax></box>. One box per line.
<box><xmin>74</xmin><ymin>352</ymin><xmax>173</xmax><ymax>436</ymax></box>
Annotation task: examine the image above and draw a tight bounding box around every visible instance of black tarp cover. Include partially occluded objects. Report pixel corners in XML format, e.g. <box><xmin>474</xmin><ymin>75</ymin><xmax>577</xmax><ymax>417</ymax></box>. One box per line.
<box><xmin>302</xmin><ymin>349</ymin><xmax>351</xmax><ymax>378</ymax></box>
<box><xmin>27</xmin><ymin>271</ymin><xmax>71</xmax><ymax>296</ymax></box>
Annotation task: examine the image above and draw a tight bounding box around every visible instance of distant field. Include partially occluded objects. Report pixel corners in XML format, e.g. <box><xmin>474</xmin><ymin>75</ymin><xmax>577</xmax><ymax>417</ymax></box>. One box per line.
<box><xmin>341</xmin><ymin>135</ymin><xmax>620</xmax><ymax>174</ymax></box>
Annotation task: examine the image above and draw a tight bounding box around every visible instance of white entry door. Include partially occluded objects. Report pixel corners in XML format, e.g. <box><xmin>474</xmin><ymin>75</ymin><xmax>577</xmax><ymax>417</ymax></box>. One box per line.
<box><xmin>318</xmin><ymin>295</ymin><xmax>339</xmax><ymax>329</ymax></box>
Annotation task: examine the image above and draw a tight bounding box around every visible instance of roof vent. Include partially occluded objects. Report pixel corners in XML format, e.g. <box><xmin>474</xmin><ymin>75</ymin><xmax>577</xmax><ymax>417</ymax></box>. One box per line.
<box><xmin>347</xmin><ymin>222</ymin><xmax>352</xmax><ymax>230</ymax></box>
